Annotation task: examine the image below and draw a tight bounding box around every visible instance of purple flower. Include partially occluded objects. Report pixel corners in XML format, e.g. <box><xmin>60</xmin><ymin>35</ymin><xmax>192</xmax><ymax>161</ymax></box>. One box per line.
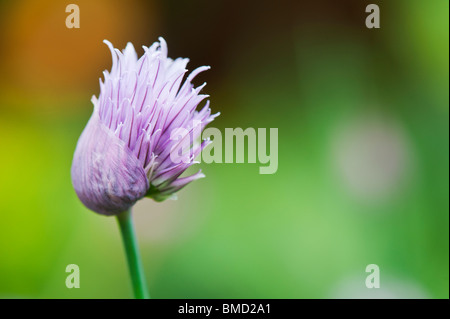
<box><xmin>71</xmin><ymin>38</ymin><xmax>219</xmax><ymax>215</ymax></box>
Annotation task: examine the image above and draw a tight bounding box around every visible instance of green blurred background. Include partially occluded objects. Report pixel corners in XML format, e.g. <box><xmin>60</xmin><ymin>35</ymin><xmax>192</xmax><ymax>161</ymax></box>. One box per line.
<box><xmin>0</xmin><ymin>0</ymin><xmax>448</xmax><ymax>298</ymax></box>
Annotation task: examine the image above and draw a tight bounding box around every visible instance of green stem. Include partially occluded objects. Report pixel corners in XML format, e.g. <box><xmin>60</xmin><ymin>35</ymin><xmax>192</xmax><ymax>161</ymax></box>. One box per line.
<box><xmin>116</xmin><ymin>209</ymin><xmax>150</xmax><ymax>299</ymax></box>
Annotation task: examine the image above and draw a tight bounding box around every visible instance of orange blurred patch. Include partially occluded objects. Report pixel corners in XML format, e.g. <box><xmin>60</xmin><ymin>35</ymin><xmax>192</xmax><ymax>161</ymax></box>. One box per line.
<box><xmin>0</xmin><ymin>0</ymin><xmax>159</xmax><ymax>103</ymax></box>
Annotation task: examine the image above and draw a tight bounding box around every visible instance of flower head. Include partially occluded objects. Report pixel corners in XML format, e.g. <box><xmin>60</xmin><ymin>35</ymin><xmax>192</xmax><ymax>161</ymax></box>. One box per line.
<box><xmin>71</xmin><ymin>37</ymin><xmax>218</xmax><ymax>215</ymax></box>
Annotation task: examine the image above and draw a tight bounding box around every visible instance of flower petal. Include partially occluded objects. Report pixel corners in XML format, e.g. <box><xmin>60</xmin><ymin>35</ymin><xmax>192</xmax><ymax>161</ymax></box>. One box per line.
<box><xmin>71</xmin><ymin>112</ymin><xmax>149</xmax><ymax>215</ymax></box>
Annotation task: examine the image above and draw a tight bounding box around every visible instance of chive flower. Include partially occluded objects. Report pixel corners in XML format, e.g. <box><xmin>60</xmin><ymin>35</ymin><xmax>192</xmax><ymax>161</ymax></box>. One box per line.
<box><xmin>71</xmin><ymin>38</ymin><xmax>218</xmax><ymax>216</ymax></box>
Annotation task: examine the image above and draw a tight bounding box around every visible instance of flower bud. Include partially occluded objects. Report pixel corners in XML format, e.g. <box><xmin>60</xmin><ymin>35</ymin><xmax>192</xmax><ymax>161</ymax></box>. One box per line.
<box><xmin>71</xmin><ymin>38</ymin><xmax>219</xmax><ymax>215</ymax></box>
